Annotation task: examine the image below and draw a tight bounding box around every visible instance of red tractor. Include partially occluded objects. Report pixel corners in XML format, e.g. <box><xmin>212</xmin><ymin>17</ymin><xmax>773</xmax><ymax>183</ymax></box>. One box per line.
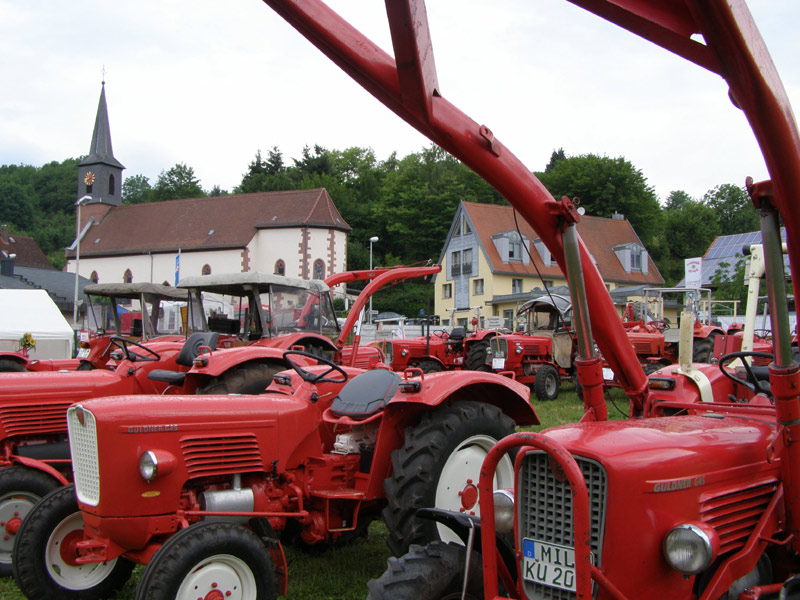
<box><xmin>372</xmin><ymin>307</ymin><xmax>498</xmax><ymax>373</ymax></box>
<box><xmin>0</xmin><ymin>267</ymin><xmax>432</xmax><ymax>575</ymax></box>
<box><xmin>0</xmin><ymin>282</ymin><xmax>188</xmax><ymax>373</ymax></box>
<box><xmin>487</xmin><ymin>294</ymin><xmax>576</xmax><ymax>400</ymax></box>
<box><xmin>12</xmin><ymin>354</ymin><xmax>536</xmax><ymax>599</ymax></box>
<box><xmin>621</xmin><ymin>287</ymin><xmax>726</xmax><ymax>374</ymax></box>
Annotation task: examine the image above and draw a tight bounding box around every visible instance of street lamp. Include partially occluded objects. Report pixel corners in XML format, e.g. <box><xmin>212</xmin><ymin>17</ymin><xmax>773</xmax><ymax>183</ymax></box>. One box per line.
<box><xmin>73</xmin><ymin>195</ymin><xmax>92</xmax><ymax>326</ymax></box>
<box><xmin>369</xmin><ymin>236</ymin><xmax>379</xmax><ymax>324</ymax></box>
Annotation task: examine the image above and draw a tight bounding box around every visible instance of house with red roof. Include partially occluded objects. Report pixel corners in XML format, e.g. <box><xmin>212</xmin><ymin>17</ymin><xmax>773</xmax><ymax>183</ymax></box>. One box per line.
<box><xmin>436</xmin><ymin>201</ymin><xmax>664</xmax><ymax>327</ymax></box>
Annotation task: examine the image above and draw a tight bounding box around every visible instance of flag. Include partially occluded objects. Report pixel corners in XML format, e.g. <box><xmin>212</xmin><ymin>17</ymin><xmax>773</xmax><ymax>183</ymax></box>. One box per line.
<box><xmin>175</xmin><ymin>251</ymin><xmax>181</xmax><ymax>286</ymax></box>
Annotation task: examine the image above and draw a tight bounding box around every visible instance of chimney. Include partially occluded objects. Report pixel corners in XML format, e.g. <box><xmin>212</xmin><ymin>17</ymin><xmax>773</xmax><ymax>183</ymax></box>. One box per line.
<box><xmin>0</xmin><ymin>224</ymin><xmax>8</xmax><ymax>244</ymax></box>
<box><xmin>612</xmin><ymin>212</ymin><xmax>624</xmax><ymax>220</ymax></box>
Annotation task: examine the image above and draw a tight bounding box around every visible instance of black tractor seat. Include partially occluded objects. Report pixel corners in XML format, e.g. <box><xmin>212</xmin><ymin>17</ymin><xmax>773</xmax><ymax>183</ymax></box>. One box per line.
<box><xmin>148</xmin><ymin>332</ymin><xmax>220</xmax><ymax>386</ymax></box>
<box><xmin>329</xmin><ymin>368</ymin><xmax>401</xmax><ymax>420</ymax></box>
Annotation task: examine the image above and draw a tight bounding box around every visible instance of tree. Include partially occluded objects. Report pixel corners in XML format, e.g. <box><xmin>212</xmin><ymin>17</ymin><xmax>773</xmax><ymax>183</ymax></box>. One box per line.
<box><xmin>703</xmin><ymin>183</ymin><xmax>759</xmax><ymax>235</ymax></box>
<box><xmin>152</xmin><ymin>163</ymin><xmax>205</xmax><ymax>201</ymax></box>
<box><xmin>536</xmin><ymin>153</ymin><xmax>662</xmax><ymax>247</ymax></box>
<box><xmin>664</xmin><ymin>190</ymin><xmax>694</xmax><ymax>211</ymax></box>
<box><xmin>122</xmin><ymin>174</ymin><xmax>154</xmax><ymax>204</ymax></box>
<box><xmin>544</xmin><ymin>148</ymin><xmax>566</xmax><ymax>172</ymax></box>
<box><xmin>658</xmin><ymin>199</ymin><xmax>720</xmax><ymax>284</ymax></box>
<box><xmin>0</xmin><ymin>181</ymin><xmax>35</xmax><ymax>230</ymax></box>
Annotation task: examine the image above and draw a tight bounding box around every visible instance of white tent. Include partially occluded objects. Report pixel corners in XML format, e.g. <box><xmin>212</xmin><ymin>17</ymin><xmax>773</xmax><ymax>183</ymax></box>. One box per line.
<box><xmin>0</xmin><ymin>290</ymin><xmax>74</xmax><ymax>359</ymax></box>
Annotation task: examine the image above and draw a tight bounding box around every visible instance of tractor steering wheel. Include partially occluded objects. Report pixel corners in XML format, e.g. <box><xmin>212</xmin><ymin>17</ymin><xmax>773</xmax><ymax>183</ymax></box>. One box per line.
<box><xmin>718</xmin><ymin>351</ymin><xmax>773</xmax><ymax>397</ymax></box>
<box><xmin>109</xmin><ymin>336</ymin><xmax>161</xmax><ymax>362</ymax></box>
<box><xmin>283</xmin><ymin>350</ymin><xmax>348</xmax><ymax>384</ymax></box>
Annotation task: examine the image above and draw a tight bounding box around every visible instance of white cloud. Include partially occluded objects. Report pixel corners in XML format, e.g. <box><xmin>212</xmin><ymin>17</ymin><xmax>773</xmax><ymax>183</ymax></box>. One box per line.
<box><xmin>1</xmin><ymin>0</ymin><xmax>797</xmax><ymax>202</ymax></box>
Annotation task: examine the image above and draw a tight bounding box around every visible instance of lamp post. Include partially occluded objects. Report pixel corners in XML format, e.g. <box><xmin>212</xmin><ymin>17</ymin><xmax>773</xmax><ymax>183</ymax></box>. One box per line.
<box><xmin>73</xmin><ymin>195</ymin><xmax>92</xmax><ymax>326</ymax></box>
<box><xmin>369</xmin><ymin>236</ymin><xmax>379</xmax><ymax>324</ymax></box>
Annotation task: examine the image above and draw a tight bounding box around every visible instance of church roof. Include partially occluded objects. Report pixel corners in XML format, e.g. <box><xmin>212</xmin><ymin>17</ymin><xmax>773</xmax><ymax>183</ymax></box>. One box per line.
<box><xmin>67</xmin><ymin>188</ymin><xmax>351</xmax><ymax>258</ymax></box>
<box><xmin>78</xmin><ymin>84</ymin><xmax>124</xmax><ymax>169</ymax></box>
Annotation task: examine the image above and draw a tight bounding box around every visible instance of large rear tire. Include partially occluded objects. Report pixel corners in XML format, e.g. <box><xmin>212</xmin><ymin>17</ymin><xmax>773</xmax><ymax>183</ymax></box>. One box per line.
<box><xmin>464</xmin><ymin>340</ymin><xmax>491</xmax><ymax>372</ymax></box>
<box><xmin>367</xmin><ymin>541</ymin><xmax>483</xmax><ymax>600</ymax></box>
<box><xmin>0</xmin><ymin>359</ymin><xmax>26</xmax><ymax>372</ymax></box>
<box><xmin>12</xmin><ymin>485</ymin><xmax>134</xmax><ymax>600</ymax></box>
<box><xmin>534</xmin><ymin>364</ymin><xmax>560</xmax><ymax>400</ymax></box>
<box><xmin>693</xmin><ymin>336</ymin><xmax>716</xmax><ymax>363</ymax></box>
<box><xmin>197</xmin><ymin>362</ymin><xmax>283</xmax><ymax>395</ymax></box>
<box><xmin>0</xmin><ymin>467</ymin><xmax>62</xmax><ymax>577</ymax></box>
<box><xmin>382</xmin><ymin>401</ymin><xmax>515</xmax><ymax>556</ymax></box>
<box><xmin>134</xmin><ymin>521</ymin><xmax>278</xmax><ymax>600</ymax></box>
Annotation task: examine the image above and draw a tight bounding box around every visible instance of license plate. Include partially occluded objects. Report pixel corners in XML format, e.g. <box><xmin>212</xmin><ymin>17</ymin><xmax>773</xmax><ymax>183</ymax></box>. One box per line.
<box><xmin>77</xmin><ymin>348</ymin><xmax>90</xmax><ymax>358</ymax></box>
<box><xmin>492</xmin><ymin>357</ymin><xmax>506</xmax><ymax>370</ymax></box>
<box><xmin>522</xmin><ymin>538</ymin><xmax>578</xmax><ymax>592</ymax></box>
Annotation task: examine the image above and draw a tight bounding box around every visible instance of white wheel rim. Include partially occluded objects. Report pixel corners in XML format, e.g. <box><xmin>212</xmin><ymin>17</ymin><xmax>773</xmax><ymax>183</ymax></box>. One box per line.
<box><xmin>546</xmin><ymin>373</ymin><xmax>557</xmax><ymax>396</ymax></box>
<box><xmin>0</xmin><ymin>490</ymin><xmax>39</xmax><ymax>563</ymax></box>
<box><xmin>175</xmin><ymin>553</ymin><xmax>258</xmax><ymax>600</ymax></box>
<box><xmin>435</xmin><ymin>434</ymin><xmax>513</xmax><ymax>544</ymax></box>
<box><xmin>45</xmin><ymin>511</ymin><xmax>118</xmax><ymax>590</ymax></box>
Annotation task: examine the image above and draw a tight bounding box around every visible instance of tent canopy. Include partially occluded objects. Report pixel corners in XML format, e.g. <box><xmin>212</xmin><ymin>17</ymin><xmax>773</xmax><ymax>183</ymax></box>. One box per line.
<box><xmin>0</xmin><ymin>290</ymin><xmax>74</xmax><ymax>359</ymax></box>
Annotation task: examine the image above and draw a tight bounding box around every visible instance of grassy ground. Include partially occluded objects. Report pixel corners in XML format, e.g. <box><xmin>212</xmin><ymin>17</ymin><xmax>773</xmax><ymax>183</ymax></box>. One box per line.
<box><xmin>0</xmin><ymin>384</ymin><xmax>630</xmax><ymax>600</ymax></box>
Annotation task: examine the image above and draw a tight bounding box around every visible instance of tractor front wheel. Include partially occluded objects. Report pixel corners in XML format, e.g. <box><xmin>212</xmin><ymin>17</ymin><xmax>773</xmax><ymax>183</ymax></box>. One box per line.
<box><xmin>0</xmin><ymin>467</ymin><xmax>61</xmax><ymax>577</ymax></box>
<box><xmin>134</xmin><ymin>521</ymin><xmax>278</xmax><ymax>600</ymax></box>
<box><xmin>12</xmin><ymin>485</ymin><xmax>134</xmax><ymax>600</ymax></box>
<box><xmin>367</xmin><ymin>541</ymin><xmax>483</xmax><ymax>599</ymax></box>
<box><xmin>464</xmin><ymin>340</ymin><xmax>491</xmax><ymax>372</ymax></box>
<box><xmin>197</xmin><ymin>362</ymin><xmax>283</xmax><ymax>395</ymax></box>
<box><xmin>534</xmin><ymin>364</ymin><xmax>560</xmax><ymax>400</ymax></box>
<box><xmin>382</xmin><ymin>401</ymin><xmax>515</xmax><ymax>556</ymax></box>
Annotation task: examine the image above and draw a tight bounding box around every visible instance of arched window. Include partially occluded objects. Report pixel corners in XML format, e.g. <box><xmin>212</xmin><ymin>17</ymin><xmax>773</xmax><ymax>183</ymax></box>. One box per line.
<box><xmin>108</xmin><ymin>174</ymin><xmax>115</xmax><ymax>196</ymax></box>
<box><xmin>202</xmin><ymin>264</ymin><xmax>212</xmax><ymax>275</ymax></box>
<box><xmin>90</xmin><ymin>271</ymin><xmax>99</xmax><ymax>284</ymax></box>
<box><xmin>274</xmin><ymin>260</ymin><xmax>285</xmax><ymax>276</ymax></box>
<box><xmin>123</xmin><ymin>269</ymin><xmax>133</xmax><ymax>283</ymax></box>
<box><xmin>162</xmin><ymin>280</ymin><xmax>171</xmax><ymax>286</ymax></box>
<box><xmin>313</xmin><ymin>259</ymin><xmax>325</xmax><ymax>280</ymax></box>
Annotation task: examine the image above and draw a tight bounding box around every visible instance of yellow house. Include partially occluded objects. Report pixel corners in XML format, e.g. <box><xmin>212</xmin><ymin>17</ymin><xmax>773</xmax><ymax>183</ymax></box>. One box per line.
<box><xmin>435</xmin><ymin>201</ymin><xmax>665</xmax><ymax>327</ymax></box>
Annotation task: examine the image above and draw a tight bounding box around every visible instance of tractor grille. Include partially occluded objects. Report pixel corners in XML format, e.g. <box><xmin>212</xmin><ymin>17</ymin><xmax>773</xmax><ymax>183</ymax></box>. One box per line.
<box><xmin>66</xmin><ymin>407</ymin><xmax>101</xmax><ymax>506</ymax></box>
<box><xmin>518</xmin><ymin>452</ymin><xmax>607</xmax><ymax>600</ymax></box>
<box><xmin>700</xmin><ymin>479</ymin><xmax>778</xmax><ymax>554</ymax></box>
<box><xmin>491</xmin><ymin>337</ymin><xmax>507</xmax><ymax>358</ymax></box>
<box><xmin>0</xmin><ymin>402</ymin><xmax>72</xmax><ymax>436</ymax></box>
<box><xmin>633</xmin><ymin>341</ymin><xmax>655</xmax><ymax>355</ymax></box>
<box><xmin>180</xmin><ymin>434</ymin><xmax>263</xmax><ymax>477</ymax></box>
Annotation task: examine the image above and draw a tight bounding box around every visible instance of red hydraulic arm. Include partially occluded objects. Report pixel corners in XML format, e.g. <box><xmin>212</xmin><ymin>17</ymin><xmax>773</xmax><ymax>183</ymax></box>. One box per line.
<box><xmin>263</xmin><ymin>0</ymin><xmax>800</xmax><ymax>415</ymax></box>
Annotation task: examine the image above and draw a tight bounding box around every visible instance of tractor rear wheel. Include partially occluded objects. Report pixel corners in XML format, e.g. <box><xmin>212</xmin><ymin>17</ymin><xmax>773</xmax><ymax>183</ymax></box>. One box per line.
<box><xmin>464</xmin><ymin>340</ymin><xmax>491</xmax><ymax>372</ymax></box>
<box><xmin>134</xmin><ymin>521</ymin><xmax>278</xmax><ymax>600</ymax></box>
<box><xmin>367</xmin><ymin>541</ymin><xmax>483</xmax><ymax>599</ymax></box>
<box><xmin>415</xmin><ymin>359</ymin><xmax>443</xmax><ymax>373</ymax></box>
<box><xmin>0</xmin><ymin>467</ymin><xmax>61</xmax><ymax>577</ymax></box>
<box><xmin>534</xmin><ymin>364</ymin><xmax>560</xmax><ymax>400</ymax></box>
<box><xmin>0</xmin><ymin>359</ymin><xmax>25</xmax><ymax>372</ymax></box>
<box><xmin>197</xmin><ymin>362</ymin><xmax>283</xmax><ymax>395</ymax></box>
<box><xmin>693</xmin><ymin>336</ymin><xmax>716</xmax><ymax>363</ymax></box>
<box><xmin>12</xmin><ymin>485</ymin><xmax>134</xmax><ymax>600</ymax></box>
<box><xmin>382</xmin><ymin>401</ymin><xmax>515</xmax><ymax>556</ymax></box>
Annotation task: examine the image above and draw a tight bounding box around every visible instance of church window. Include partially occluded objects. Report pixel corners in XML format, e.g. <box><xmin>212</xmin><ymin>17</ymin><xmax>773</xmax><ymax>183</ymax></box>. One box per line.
<box><xmin>123</xmin><ymin>269</ymin><xmax>133</xmax><ymax>283</ymax></box>
<box><xmin>275</xmin><ymin>260</ymin><xmax>285</xmax><ymax>276</ymax></box>
<box><xmin>202</xmin><ymin>264</ymin><xmax>212</xmax><ymax>275</ymax></box>
<box><xmin>313</xmin><ymin>259</ymin><xmax>325</xmax><ymax>280</ymax></box>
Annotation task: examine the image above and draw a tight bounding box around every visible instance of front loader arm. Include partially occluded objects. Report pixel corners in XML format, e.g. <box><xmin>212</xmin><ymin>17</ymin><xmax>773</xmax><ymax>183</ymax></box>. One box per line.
<box><xmin>262</xmin><ymin>0</ymin><xmax>649</xmax><ymax>407</ymax></box>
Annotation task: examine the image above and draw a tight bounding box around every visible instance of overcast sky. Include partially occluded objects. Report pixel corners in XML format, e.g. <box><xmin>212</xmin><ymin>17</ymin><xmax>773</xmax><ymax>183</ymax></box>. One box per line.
<box><xmin>1</xmin><ymin>1</ymin><xmax>798</xmax><ymax>203</ymax></box>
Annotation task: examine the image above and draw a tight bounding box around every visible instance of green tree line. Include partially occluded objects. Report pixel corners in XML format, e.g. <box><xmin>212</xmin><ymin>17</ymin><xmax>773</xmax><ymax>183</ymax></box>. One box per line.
<box><xmin>0</xmin><ymin>146</ymin><xmax>760</xmax><ymax>315</ymax></box>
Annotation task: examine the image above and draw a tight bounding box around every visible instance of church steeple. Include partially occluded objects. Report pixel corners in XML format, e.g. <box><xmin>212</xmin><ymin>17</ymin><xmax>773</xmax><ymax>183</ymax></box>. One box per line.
<box><xmin>78</xmin><ymin>82</ymin><xmax>124</xmax><ymax>206</ymax></box>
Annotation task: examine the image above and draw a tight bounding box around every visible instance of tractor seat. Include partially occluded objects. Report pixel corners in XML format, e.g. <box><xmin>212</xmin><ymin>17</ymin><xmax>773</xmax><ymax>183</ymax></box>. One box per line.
<box><xmin>148</xmin><ymin>332</ymin><xmax>220</xmax><ymax>386</ymax></box>
<box><xmin>329</xmin><ymin>369</ymin><xmax>401</xmax><ymax>420</ymax></box>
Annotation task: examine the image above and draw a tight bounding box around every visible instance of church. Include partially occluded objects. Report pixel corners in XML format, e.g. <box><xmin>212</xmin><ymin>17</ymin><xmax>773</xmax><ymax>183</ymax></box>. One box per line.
<box><xmin>64</xmin><ymin>85</ymin><xmax>351</xmax><ymax>288</ymax></box>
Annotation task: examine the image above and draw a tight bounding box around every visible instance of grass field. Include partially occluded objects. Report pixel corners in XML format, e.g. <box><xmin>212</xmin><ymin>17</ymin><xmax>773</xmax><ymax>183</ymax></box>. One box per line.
<box><xmin>0</xmin><ymin>384</ymin><xmax>630</xmax><ymax>600</ymax></box>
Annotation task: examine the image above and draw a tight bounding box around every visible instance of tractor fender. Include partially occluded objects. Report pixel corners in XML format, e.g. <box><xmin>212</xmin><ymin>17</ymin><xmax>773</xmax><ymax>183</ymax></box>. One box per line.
<box><xmin>387</xmin><ymin>370</ymin><xmax>536</xmax><ymax>426</ymax></box>
<box><xmin>10</xmin><ymin>454</ymin><xmax>70</xmax><ymax>486</ymax></box>
<box><xmin>256</xmin><ymin>332</ymin><xmax>338</xmax><ymax>353</ymax></box>
<box><xmin>468</xmin><ymin>330</ymin><xmax>498</xmax><ymax>343</ymax></box>
<box><xmin>694</xmin><ymin>325</ymin><xmax>726</xmax><ymax>340</ymax></box>
<box><xmin>189</xmin><ymin>346</ymin><xmax>290</xmax><ymax>377</ymax></box>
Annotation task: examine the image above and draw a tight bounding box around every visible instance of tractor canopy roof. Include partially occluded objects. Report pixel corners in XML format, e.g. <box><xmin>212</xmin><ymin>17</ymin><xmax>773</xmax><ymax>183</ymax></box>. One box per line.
<box><xmin>84</xmin><ymin>282</ymin><xmax>189</xmax><ymax>301</ymax></box>
<box><xmin>177</xmin><ymin>272</ymin><xmax>330</xmax><ymax>295</ymax></box>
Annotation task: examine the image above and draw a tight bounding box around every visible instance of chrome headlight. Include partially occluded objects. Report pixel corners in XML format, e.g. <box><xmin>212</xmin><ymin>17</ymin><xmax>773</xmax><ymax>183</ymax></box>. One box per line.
<box><xmin>493</xmin><ymin>489</ymin><xmax>515</xmax><ymax>535</ymax></box>
<box><xmin>139</xmin><ymin>450</ymin><xmax>159</xmax><ymax>482</ymax></box>
<box><xmin>663</xmin><ymin>523</ymin><xmax>717</xmax><ymax>575</ymax></box>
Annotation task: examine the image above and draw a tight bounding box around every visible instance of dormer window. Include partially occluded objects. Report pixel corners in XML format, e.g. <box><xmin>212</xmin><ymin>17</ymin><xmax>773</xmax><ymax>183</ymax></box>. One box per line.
<box><xmin>613</xmin><ymin>243</ymin><xmax>648</xmax><ymax>274</ymax></box>
<box><xmin>509</xmin><ymin>233</ymin><xmax>522</xmax><ymax>261</ymax></box>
